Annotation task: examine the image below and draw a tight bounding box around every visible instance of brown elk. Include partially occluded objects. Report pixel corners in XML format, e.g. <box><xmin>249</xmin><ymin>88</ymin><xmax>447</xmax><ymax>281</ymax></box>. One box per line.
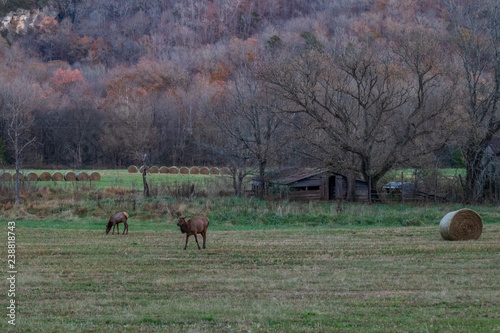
<box><xmin>106</xmin><ymin>212</ymin><xmax>129</xmax><ymax>235</ymax></box>
<box><xmin>177</xmin><ymin>215</ymin><xmax>209</xmax><ymax>250</ymax></box>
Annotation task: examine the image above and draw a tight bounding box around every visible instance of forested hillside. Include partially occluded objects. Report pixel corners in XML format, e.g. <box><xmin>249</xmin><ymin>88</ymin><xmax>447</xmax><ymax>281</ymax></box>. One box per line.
<box><xmin>1</xmin><ymin>0</ymin><xmax>499</xmax><ymax>201</ymax></box>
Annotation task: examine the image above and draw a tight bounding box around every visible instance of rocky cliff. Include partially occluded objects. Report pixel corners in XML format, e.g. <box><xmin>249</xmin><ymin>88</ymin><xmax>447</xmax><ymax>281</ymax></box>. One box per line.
<box><xmin>1</xmin><ymin>7</ymin><xmax>56</xmax><ymax>34</ymax></box>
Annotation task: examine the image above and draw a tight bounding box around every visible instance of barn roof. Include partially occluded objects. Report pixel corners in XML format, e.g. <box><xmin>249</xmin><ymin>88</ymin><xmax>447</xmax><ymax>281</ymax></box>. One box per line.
<box><xmin>262</xmin><ymin>167</ymin><xmax>330</xmax><ymax>185</ymax></box>
<box><xmin>489</xmin><ymin>137</ymin><xmax>500</xmax><ymax>157</ymax></box>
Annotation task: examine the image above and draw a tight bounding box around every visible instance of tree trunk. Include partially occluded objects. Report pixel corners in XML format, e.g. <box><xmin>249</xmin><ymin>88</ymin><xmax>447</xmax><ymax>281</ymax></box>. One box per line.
<box><xmin>14</xmin><ymin>145</ymin><xmax>20</xmax><ymax>205</ymax></box>
<box><xmin>258</xmin><ymin>159</ymin><xmax>267</xmax><ymax>198</ymax></box>
<box><xmin>143</xmin><ymin>167</ymin><xmax>150</xmax><ymax>197</ymax></box>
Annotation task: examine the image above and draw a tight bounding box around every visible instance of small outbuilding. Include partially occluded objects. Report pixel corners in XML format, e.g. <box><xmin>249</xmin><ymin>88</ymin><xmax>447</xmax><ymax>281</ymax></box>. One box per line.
<box><xmin>253</xmin><ymin>167</ymin><xmax>369</xmax><ymax>201</ymax></box>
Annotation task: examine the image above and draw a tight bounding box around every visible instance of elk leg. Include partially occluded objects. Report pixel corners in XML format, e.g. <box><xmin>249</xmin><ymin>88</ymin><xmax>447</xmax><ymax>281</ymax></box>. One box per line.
<box><xmin>202</xmin><ymin>231</ymin><xmax>206</xmax><ymax>249</ymax></box>
<box><xmin>194</xmin><ymin>234</ymin><xmax>201</xmax><ymax>249</ymax></box>
<box><xmin>184</xmin><ymin>235</ymin><xmax>189</xmax><ymax>250</ymax></box>
<box><xmin>123</xmin><ymin>222</ymin><xmax>128</xmax><ymax>235</ymax></box>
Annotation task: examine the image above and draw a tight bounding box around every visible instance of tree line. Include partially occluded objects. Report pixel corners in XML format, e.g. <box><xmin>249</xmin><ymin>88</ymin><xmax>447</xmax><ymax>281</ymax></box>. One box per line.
<box><xmin>1</xmin><ymin>0</ymin><xmax>500</xmax><ymax>203</ymax></box>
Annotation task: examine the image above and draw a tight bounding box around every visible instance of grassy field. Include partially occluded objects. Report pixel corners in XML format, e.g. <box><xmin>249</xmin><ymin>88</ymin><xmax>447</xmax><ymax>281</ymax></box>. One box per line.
<box><xmin>1</xmin><ymin>221</ymin><xmax>499</xmax><ymax>332</ymax></box>
<box><xmin>1</xmin><ymin>169</ymin><xmax>500</xmax><ymax>332</ymax></box>
<box><xmin>1</xmin><ymin>169</ymin><xmax>230</xmax><ymax>191</ymax></box>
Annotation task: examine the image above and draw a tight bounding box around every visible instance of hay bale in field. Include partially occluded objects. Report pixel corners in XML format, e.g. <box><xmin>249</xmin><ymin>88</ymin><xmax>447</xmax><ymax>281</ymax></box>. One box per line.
<box><xmin>128</xmin><ymin>165</ymin><xmax>138</xmax><ymax>173</ymax></box>
<box><xmin>209</xmin><ymin>167</ymin><xmax>220</xmax><ymax>175</ymax></box>
<box><xmin>439</xmin><ymin>209</ymin><xmax>483</xmax><ymax>241</ymax></box>
<box><xmin>179</xmin><ymin>167</ymin><xmax>189</xmax><ymax>174</ymax></box>
<box><xmin>150</xmin><ymin>166</ymin><xmax>159</xmax><ymax>173</ymax></box>
<box><xmin>200</xmin><ymin>167</ymin><xmax>210</xmax><ymax>175</ymax></box>
<box><xmin>159</xmin><ymin>166</ymin><xmax>169</xmax><ymax>174</ymax></box>
<box><xmin>220</xmin><ymin>167</ymin><xmax>230</xmax><ymax>175</ymax></box>
<box><xmin>64</xmin><ymin>171</ymin><xmax>76</xmax><ymax>181</ymax></box>
<box><xmin>25</xmin><ymin>172</ymin><xmax>38</xmax><ymax>181</ymax></box>
<box><xmin>0</xmin><ymin>172</ymin><xmax>12</xmax><ymax>181</ymax></box>
<box><xmin>39</xmin><ymin>171</ymin><xmax>51</xmax><ymax>181</ymax></box>
<box><xmin>76</xmin><ymin>171</ymin><xmax>89</xmax><ymax>181</ymax></box>
<box><xmin>169</xmin><ymin>166</ymin><xmax>179</xmax><ymax>174</ymax></box>
<box><xmin>89</xmin><ymin>171</ymin><xmax>101</xmax><ymax>181</ymax></box>
<box><xmin>140</xmin><ymin>165</ymin><xmax>149</xmax><ymax>173</ymax></box>
<box><xmin>52</xmin><ymin>172</ymin><xmax>63</xmax><ymax>181</ymax></box>
<box><xmin>190</xmin><ymin>166</ymin><xmax>200</xmax><ymax>174</ymax></box>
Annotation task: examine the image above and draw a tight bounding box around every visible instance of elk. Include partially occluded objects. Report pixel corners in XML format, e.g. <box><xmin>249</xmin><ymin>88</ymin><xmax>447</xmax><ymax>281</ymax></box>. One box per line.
<box><xmin>106</xmin><ymin>212</ymin><xmax>129</xmax><ymax>235</ymax></box>
<box><xmin>177</xmin><ymin>215</ymin><xmax>209</xmax><ymax>250</ymax></box>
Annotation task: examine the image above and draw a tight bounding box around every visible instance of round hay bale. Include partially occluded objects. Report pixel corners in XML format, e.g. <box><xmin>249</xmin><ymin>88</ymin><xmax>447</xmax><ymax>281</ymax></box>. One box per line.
<box><xmin>209</xmin><ymin>167</ymin><xmax>220</xmax><ymax>175</ymax></box>
<box><xmin>76</xmin><ymin>171</ymin><xmax>89</xmax><ymax>181</ymax></box>
<box><xmin>200</xmin><ymin>167</ymin><xmax>210</xmax><ymax>175</ymax></box>
<box><xmin>179</xmin><ymin>167</ymin><xmax>189</xmax><ymax>174</ymax></box>
<box><xmin>128</xmin><ymin>165</ymin><xmax>138</xmax><ymax>173</ymax></box>
<box><xmin>64</xmin><ymin>171</ymin><xmax>76</xmax><ymax>181</ymax></box>
<box><xmin>0</xmin><ymin>172</ymin><xmax>12</xmax><ymax>181</ymax></box>
<box><xmin>220</xmin><ymin>167</ymin><xmax>230</xmax><ymax>175</ymax></box>
<box><xmin>89</xmin><ymin>171</ymin><xmax>101</xmax><ymax>181</ymax></box>
<box><xmin>39</xmin><ymin>171</ymin><xmax>52</xmax><ymax>181</ymax></box>
<box><xmin>140</xmin><ymin>165</ymin><xmax>149</xmax><ymax>174</ymax></box>
<box><xmin>52</xmin><ymin>172</ymin><xmax>63</xmax><ymax>181</ymax></box>
<box><xmin>190</xmin><ymin>166</ymin><xmax>200</xmax><ymax>174</ymax></box>
<box><xmin>150</xmin><ymin>166</ymin><xmax>159</xmax><ymax>173</ymax></box>
<box><xmin>159</xmin><ymin>166</ymin><xmax>169</xmax><ymax>174</ymax></box>
<box><xmin>169</xmin><ymin>166</ymin><xmax>179</xmax><ymax>174</ymax></box>
<box><xmin>439</xmin><ymin>209</ymin><xmax>483</xmax><ymax>241</ymax></box>
<box><xmin>25</xmin><ymin>172</ymin><xmax>38</xmax><ymax>181</ymax></box>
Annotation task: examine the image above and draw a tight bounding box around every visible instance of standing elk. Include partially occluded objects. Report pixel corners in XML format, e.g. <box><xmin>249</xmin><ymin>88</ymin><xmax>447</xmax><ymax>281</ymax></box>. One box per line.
<box><xmin>106</xmin><ymin>212</ymin><xmax>129</xmax><ymax>235</ymax></box>
<box><xmin>177</xmin><ymin>215</ymin><xmax>209</xmax><ymax>250</ymax></box>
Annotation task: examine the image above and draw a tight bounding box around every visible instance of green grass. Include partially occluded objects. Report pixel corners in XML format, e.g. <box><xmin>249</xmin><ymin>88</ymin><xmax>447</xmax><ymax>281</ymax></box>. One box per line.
<box><xmin>1</xmin><ymin>221</ymin><xmax>499</xmax><ymax>332</ymax></box>
<box><xmin>1</xmin><ymin>170</ymin><xmax>499</xmax><ymax>332</ymax></box>
<box><xmin>2</xmin><ymin>169</ymin><xmax>228</xmax><ymax>190</ymax></box>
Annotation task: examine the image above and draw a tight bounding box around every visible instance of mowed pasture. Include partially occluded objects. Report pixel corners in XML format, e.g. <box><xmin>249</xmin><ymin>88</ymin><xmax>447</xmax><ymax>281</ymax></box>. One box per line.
<box><xmin>1</xmin><ymin>170</ymin><xmax>500</xmax><ymax>332</ymax></box>
<box><xmin>2</xmin><ymin>221</ymin><xmax>500</xmax><ymax>332</ymax></box>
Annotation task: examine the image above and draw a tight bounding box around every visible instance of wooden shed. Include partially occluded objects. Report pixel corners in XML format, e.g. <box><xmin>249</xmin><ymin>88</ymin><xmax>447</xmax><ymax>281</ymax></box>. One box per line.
<box><xmin>253</xmin><ymin>167</ymin><xmax>369</xmax><ymax>201</ymax></box>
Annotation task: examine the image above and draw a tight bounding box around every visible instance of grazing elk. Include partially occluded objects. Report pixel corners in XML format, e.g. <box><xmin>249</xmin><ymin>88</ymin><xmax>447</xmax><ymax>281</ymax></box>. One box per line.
<box><xmin>177</xmin><ymin>215</ymin><xmax>209</xmax><ymax>250</ymax></box>
<box><xmin>106</xmin><ymin>212</ymin><xmax>129</xmax><ymax>235</ymax></box>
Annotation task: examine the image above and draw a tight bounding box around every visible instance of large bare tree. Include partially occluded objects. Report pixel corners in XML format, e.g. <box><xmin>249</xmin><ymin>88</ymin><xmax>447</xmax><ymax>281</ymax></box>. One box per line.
<box><xmin>446</xmin><ymin>0</ymin><xmax>500</xmax><ymax>202</ymax></box>
<box><xmin>0</xmin><ymin>75</ymin><xmax>40</xmax><ymax>204</ymax></box>
<box><xmin>261</xmin><ymin>34</ymin><xmax>456</xmax><ymax>200</ymax></box>
<box><xmin>208</xmin><ymin>65</ymin><xmax>287</xmax><ymax>198</ymax></box>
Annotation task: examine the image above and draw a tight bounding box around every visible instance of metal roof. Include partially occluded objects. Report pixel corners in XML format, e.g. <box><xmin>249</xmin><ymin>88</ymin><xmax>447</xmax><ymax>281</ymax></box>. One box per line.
<box><xmin>263</xmin><ymin>167</ymin><xmax>330</xmax><ymax>185</ymax></box>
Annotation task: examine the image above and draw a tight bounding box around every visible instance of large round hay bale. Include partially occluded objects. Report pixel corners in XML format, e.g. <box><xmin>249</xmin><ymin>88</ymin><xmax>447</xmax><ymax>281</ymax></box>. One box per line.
<box><xmin>39</xmin><ymin>171</ymin><xmax>51</xmax><ymax>181</ymax></box>
<box><xmin>64</xmin><ymin>171</ymin><xmax>76</xmax><ymax>181</ymax></box>
<box><xmin>52</xmin><ymin>172</ymin><xmax>63</xmax><ymax>181</ymax></box>
<box><xmin>76</xmin><ymin>171</ymin><xmax>89</xmax><ymax>181</ymax></box>
<box><xmin>159</xmin><ymin>166</ymin><xmax>169</xmax><ymax>174</ymax></box>
<box><xmin>169</xmin><ymin>166</ymin><xmax>179</xmax><ymax>174</ymax></box>
<box><xmin>0</xmin><ymin>172</ymin><xmax>12</xmax><ymax>181</ymax></box>
<box><xmin>150</xmin><ymin>166</ymin><xmax>159</xmax><ymax>173</ymax></box>
<box><xmin>179</xmin><ymin>167</ymin><xmax>189</xmax><ymax>174</ymax></box>
<box><xmin>190</xmin><ymin>166</ymin><xmax>200</xmax><ymax>174</ymax></box>
<box><xmin>89</xmin><ymin>171</ymin><xmax>101</xmax><ymax>181</ymax></box>
<box><xmin>200</xmin><ymin>167</ymin><xmax>210</xmax><ymax>175</ymax></box>
<box><xmin>25</xmin><ymin>172</ymin><xmax>38</xmax><ymax>181</ymax></box>
<box><xmin>439</xmin><ymin>209</ymin><xmax>483</xmax><ymax>241</ymax></box>
<box><xmin>140</xmin><ymin>165</ymin><xmax>149</xmax><ymax>174</ymax></box>
<box><xmin>220</xmin><ymin>167</ymin><xmax>230</xmax><ymax>175</ymax></box>
<box><xmin>209</xmin><ymin>167</ymin><xmax>220</xmax><ymax>175</ymax></box>
<box><xmin>128</xmin><ymin>165</ymin><xmax>138</xmax><ymax>173</ymax></box>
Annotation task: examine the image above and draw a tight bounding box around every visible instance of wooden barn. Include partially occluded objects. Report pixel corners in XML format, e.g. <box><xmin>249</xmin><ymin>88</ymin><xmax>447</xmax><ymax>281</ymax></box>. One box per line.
<box><xmin>253</xmin><ymin>167</ymin><xmax>369</xmax><ymax>201</ymax></box>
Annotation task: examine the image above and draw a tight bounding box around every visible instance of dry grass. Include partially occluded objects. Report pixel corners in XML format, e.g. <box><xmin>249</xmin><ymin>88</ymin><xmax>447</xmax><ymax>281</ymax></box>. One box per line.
<box><xmin>3</xmin><ymin>223</ymin><xmax>500</xmax><ymax>332</ymax></box>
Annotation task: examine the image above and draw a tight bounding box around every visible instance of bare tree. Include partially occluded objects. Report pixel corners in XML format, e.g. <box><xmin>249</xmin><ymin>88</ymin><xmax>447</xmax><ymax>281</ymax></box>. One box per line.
<box><xmin>0</xmin><ymin>76</ymin><xmax>40</xmax><ymax>204</ymax></box>
<box><xmin>208</xmin><ymin>65</ymin><xmax>287</xmax><ymax>198</ymax></box>
<box><xmin>446</xmin><ymin>0</ymin><xmax>500</xmax><ymax>202</ymax></box>
<box><xmin>261</xmin><ymin>35</ymin><xmax>455</xmax><ymax>200</ymax></box>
